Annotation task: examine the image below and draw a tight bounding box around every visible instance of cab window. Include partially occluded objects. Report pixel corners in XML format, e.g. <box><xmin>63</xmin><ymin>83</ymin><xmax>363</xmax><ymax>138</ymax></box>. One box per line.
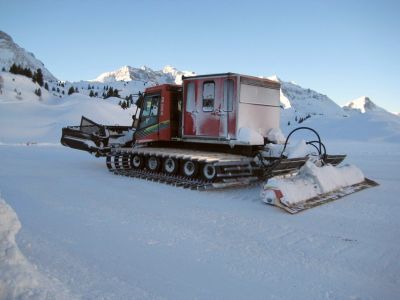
<box><xmin>202</xmin><ymin>81</ymin><xmax>214</xmax><ymax>112</ymax></box>
<box><xmin>139</xmin><ymin>95</ymin><xmax>160</xmax><ymax>128</ymax></box>
<box><xmin>186</xmin><ymin>82</ymin><xmax>195</xmax><ymax>112</ymax></box>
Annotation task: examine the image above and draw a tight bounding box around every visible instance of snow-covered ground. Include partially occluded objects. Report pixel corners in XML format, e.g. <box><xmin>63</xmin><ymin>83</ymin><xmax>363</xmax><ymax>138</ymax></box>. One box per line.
<box><xmin>0</xmin><ymin>141</ymin><xmax>399</xmax><ymax>299</ymax></box>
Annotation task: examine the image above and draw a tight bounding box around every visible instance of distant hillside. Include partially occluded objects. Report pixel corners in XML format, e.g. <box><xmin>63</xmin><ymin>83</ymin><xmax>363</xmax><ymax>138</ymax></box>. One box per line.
<box><xmin>0</xmin><ymin>31</ymin><xmax>57</xmax><ymax>82</ymax></box>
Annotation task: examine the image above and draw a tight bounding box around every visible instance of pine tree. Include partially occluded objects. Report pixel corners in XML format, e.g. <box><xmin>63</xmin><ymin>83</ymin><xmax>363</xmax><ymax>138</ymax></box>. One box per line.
<box><xmin>106</xmin><ymin>87</ymin><xmax>114</xmax><ymax>98</ymax></box>
<box><xmin>44</xmin><ymin>82</ymin><xmax>49</xmax><ymax>90</ymax></box>
<box><xmin>1</xmin><ymin>67</ymin><xmax>5</xmax><ymax>72</ymax></box>
<box><xmin>9</xmin><ymin>63</ymin><xmax>18</xmax><ymax>74</ymax></box>
<box><xmin>89</xmin><ymin>90</ymin><xmax>94</xmax><ymax>97</ymax></box>
<box><xmin>75</xmin><ymin>87</ymin><xmax>78</xmax><ymax>93</ymax></box>
<box><xmin>23</xmin><ymin>68</ymin><xmax>32</xmax><ymax>78</ymax></box>
<box><xmin>68</xmin><ymin>86</ymin><xmax>75</xmax><ymax>95</ymax></box>
<box><xmin>34</xmin><ymin>88</ymin><xmax>42</xmax><ymax>97</ymax></box>
<box><xmin>32</xmin><ymin>69</ymin><xmax>44</xmax><ymax>87</ymax></box>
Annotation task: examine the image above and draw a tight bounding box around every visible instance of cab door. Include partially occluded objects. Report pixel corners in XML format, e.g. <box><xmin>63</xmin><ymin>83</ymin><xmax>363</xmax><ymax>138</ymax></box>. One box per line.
<box><xmin>183</xmin><ymin>81</ymin><xmax>197</xmax><ymax>136</ymax></box>
<box><xmin>183</xmin><ymin>77</ymin><xmax>234</xmax><ymax>140</ymax></box>
<box><xmin>196</xmin><ymin>80</ymin><xmax>221</xmax><ymax>137</ymax></box>
<box><xmin>135</xmin><ymin>94</ymin><xmax>160</xmax><ymax>143</ymax></box>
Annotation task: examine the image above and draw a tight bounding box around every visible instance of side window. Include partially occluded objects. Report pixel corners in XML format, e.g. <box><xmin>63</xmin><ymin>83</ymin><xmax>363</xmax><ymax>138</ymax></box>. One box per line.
<box><xmin>223</xmin><ymin>79</ymin><xmax>234</xmax><ymax>112</ymax></box>
<box><xmin>186</xmin><ymin>82</ymin><xmax>195</xmax><ymax>112</ymax></box>
<box><xmin>202</xmin><ymin>81</ymin><xmax>214</xmax><ymax>112</ymax></box>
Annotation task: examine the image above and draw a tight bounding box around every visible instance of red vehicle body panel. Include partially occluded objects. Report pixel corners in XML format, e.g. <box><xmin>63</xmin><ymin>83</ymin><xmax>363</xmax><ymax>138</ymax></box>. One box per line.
<box><xmin>135</xmin><ymin>84</ymin><xmax>181</xmax><ymax>144</ymax></box>
<box><xmin>182</xmin><ymin>74</ymin><xmax>238</xmax><ymax>140</ymax></box>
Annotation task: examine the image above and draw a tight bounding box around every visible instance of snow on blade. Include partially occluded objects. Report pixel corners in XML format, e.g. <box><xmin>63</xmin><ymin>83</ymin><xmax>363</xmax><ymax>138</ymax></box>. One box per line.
<box><xmin>261</xmin><ymin>161</ymin><xmax>365</xmax><ymax>206</ymax></box>
<box><xmin>0</xmin><ymin>196</ymin><xmax>73</xmax><ymax>299</ymax></box>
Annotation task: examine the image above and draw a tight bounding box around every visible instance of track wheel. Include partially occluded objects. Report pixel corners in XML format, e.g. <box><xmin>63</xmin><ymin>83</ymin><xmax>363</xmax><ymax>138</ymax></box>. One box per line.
<box><xmin>202</xmin><ymin>163</ymin><xmax>217</xmax><ymax>181</ymax></box>
<box><xmin>182</xmin><ymin>160</ymin><xmax>198</xmax><ymax>177</ymax></box>
<box><xmin>163</xmin><ymin>157</ymin><xmax>178</xmax><ymax>174</ymax></box>
<box><xmin>147</xmin><ymin>155</ymin><xmax>160</xmax><ymax>172</ymax></box>
<box><xmin>131</xmin><ymin>154</ymin><xmax>144</xmax><ymax>169</ymax></box>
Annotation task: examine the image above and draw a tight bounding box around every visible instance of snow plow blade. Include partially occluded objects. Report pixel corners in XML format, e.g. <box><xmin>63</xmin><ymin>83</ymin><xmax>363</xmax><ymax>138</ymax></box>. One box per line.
<box><xmin>61</xmin><ymin>116</ymin><xmax>134</xmax><ymax>156</ymax></box>
<box><xmin>267</xmin><ymin>178</ymin><xmax>379</xmax><ymax>214</ymax></box>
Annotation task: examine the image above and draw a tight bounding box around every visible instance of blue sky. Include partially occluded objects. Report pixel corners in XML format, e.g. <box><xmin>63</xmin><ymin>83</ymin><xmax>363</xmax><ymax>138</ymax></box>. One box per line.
<box><xmin>1</xmin><ymin>0</ymin><xmax>399</xmax><ymax>111</ymax></box>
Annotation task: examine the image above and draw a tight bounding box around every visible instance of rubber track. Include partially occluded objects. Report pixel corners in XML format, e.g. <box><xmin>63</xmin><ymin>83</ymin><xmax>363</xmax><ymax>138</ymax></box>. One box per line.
<box><xmin>112</xmin><ymin>168</ymin><xmax>214</xmax><ymax>190</ymax></box>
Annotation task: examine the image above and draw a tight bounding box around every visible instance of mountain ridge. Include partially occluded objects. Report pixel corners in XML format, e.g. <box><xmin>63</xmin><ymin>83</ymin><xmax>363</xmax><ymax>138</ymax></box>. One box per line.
<box><xmin>92</xmin><ymin>65</ymin><xmax>195</xmax><ymax>85</ymax></box>
<box><xmin>0</xmin><ymin>31</ymin><xmax>57</xmax><ymax>82</ymax></box>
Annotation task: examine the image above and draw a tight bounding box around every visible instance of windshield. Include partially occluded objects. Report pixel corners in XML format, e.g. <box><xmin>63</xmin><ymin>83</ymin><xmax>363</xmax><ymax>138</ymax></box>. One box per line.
<box><xmin>139</xmin><ymin>95</ymin><xmax>160</xmax><ymax>129</ymax></box>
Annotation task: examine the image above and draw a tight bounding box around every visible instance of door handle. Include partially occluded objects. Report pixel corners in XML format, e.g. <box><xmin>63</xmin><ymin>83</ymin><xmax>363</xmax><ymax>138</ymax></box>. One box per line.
<box><xmin>212</xmin><ymin>109</ymin><xmax>222</xmax><ymax>116</ymax></box>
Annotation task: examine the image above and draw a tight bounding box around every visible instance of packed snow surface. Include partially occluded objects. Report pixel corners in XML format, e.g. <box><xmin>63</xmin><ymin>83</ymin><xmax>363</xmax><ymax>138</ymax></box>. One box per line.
<box><xmin>0</xmin><ymin>142</ymin><xmax>399</xmax><ymax>299</ymax></box>
<box><xmin>0</xmin><ymin>196</ymin><xmax>72</xmax><ymax>299</ymax></box>
<box><xmin>261</xmin><ymin>161</ymin><xmax>365</xmax><ymax>205</ymax></box>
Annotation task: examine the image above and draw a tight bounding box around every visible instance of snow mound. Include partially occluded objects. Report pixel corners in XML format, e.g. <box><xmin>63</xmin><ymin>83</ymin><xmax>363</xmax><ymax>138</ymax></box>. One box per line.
<box><xmin>261</xmin><ymin>161</ymin><xmax>365</xmax><ymax>205</ymax></box>
<box><xmin>237</xmin><ymin>127</ymin><xmax>264</xmax><ymax>145</ymax></box>
<box><xmin>0</xmin><ymin>196</ymin><xmax>72</xmax><ymax>299</ymax></box>
<box><xmin>266</xmin><ymin>128</ymin><xmax>286</xmax><ymax>144</ymax></box>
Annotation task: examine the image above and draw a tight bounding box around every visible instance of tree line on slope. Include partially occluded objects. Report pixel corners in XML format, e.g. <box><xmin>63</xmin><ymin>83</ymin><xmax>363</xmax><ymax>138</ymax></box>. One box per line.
<box><xmin>5</xmin><ymin>63</ymin><xmax>133</xmax><ymax>108</ymax></box>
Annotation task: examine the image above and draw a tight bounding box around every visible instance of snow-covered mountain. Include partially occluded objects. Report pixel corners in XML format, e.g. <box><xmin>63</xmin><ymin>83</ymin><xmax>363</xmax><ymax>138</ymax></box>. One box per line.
<box><xmin>93</xmin><ymin>65</ymin><xmax>195</xmax><ymax>85</ymax></box>
<box><xmin>343</xmin><ymin>96</ymin><xmax>384</xmax><ymax>113</ymax></box>
<box><xmin>267</xmin><ymin>75</ymin><xmax>345</xmax><ymax>117</ymax></box>
<box><xmin>262</xmin><ymin>76</ymin><xmax>400</xmax><ymax>142</ymax></box>
<box><xmin>0</xmin><ymin>31</ymin><xmax>57</xmax><ymax>82</ymax></box>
